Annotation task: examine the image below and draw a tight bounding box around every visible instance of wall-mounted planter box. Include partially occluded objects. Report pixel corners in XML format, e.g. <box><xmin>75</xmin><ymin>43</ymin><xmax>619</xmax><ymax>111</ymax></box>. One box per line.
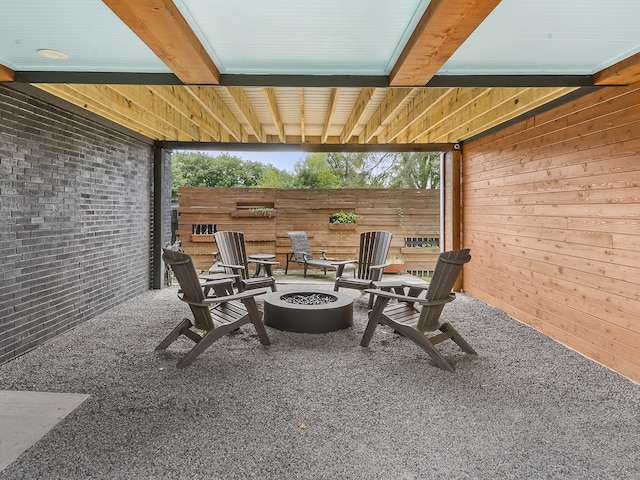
<box><xmin>329</xmin><ymin>223</ymin><xmax>356</xmax><ymax>230</ymax></box>
<box><xmin>231</xmin><ymin>209</ymin><xmax>276</xmax><ymax>218</ymax></box>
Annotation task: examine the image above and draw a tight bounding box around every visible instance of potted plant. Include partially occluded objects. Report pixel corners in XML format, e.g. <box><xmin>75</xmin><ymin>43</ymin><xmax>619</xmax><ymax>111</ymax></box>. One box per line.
<box><xmin>329</xmin><ymin>211</ymin><xmax>357</xmax><ymax>230</ymax></box>
<box><xmin>383</xmin><ymin>255</ymin><xmax>404</xmax><ymax>274</ymax></box>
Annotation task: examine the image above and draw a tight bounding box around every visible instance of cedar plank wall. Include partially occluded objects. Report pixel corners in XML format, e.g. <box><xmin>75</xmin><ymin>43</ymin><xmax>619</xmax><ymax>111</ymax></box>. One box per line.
<box><xmin>177</xmin><ymin>187</ymin><xmax>440</xmax><ymax>273</ymax></box>
<box><xmin>462</xmin><ymin>83</ymin><xmax>640</xmax><ymax>384</ymax></box>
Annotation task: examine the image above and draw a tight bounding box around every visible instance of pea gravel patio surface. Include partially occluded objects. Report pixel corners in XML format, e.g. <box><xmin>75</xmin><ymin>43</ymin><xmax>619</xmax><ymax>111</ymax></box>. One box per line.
<box><xmin>0</xmin><ymin>279</ymin><xmax>638</xmax><ymax>479</ymax></box>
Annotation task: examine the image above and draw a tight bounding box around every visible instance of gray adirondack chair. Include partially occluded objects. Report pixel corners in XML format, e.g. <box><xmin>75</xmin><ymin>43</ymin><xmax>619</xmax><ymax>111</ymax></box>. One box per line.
<box><xmin>334</xmin><ymin>231</ymin><xmax>393</xmax><ymax>307</ymax></box>
<box><xmin>214</xmin><ymin>231</ymin><xmax>278</xmax><ymax>292</ymax></box>
<box><xmin>157</xmin><ymin>248</ymin><xmax>270</xmax><ymax>368</ymax></box>
<box><xmin>361</xmin><ymin>248</ymin><xmax>476</xmax><ymax>372</ymax></box>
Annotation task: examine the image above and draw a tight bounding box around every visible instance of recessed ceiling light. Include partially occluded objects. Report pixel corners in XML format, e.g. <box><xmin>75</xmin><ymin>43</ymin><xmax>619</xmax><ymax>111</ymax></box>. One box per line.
<box><xmin>37</xmin><ymin>49</ymin><xmax>68</xmax><ymax>60</ymax></box>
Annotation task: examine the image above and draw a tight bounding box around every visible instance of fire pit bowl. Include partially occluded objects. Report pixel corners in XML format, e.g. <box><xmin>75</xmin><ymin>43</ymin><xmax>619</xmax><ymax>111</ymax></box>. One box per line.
<box><xmin>262</xmin><ymin>291</ymin><xmax>353</xmax><ymax>333</ymax></box>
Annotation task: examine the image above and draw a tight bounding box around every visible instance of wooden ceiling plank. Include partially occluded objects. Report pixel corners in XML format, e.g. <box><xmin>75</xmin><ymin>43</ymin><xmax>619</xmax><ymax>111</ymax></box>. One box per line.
<box><xmin>262</xmin><ymin>87</ymin><xmax>285</xmax><ymax>143</ymax></box>
<box><xmin>184</xmin><ymin>86</ymin><xmax>244</xmax><ymax>141</ymax></box>
<box><xmin>594</xmin><ymin>51</ymin><xmax>640</xmax><ymax>85</ymax></box>
<box><xmin>322</xmin><ymin>88</ymin><xmax>341</xmax><ymax>144</ymax></box>
<box><xmin>340</xmin><ymin>87</ymin><xmax>376</xmax><ymax>144</ymax></box>
<box><xmin>377</xmin><ymin>88</ymin><xmax>452</xmax><ymax>143</ymax></box>
<box><xmin>225</xmin><ymin>87</ymin><xmax>266</xmax><ymax>142</ymax></box>
<box><xmin>0</xmin><ymin>64</ymin><xmax>15</xmax><ymax>82</ymax></box>
<box><xmin>362</xmin><ymin>88</ymin><xmax>419</xmax><ymax>142</ymax></box>
<box><xmin>389</xmin><ymin>0</ymin><xmax>502</xmax><ymax>86</ymax></box>
<box><xmin>101</xmin><ymin>0</ymin><xmax>220</xmax><ymax>84</ymax></box>
<box><xmin>34</xmin><ymin>84</ymin><xmax>165</xmax><ymax>139</ymax></box>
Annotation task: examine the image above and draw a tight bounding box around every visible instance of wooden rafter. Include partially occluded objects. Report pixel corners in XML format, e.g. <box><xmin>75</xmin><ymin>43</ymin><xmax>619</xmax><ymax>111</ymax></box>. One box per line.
<box><xmin>262</xmin><ymin>87</ymin><xmax>285</xmax><ymax>143</ymax></box>
<box><xmin>183</xmin><ymin>86</ymin><xmax>244</xmax><ymax>142</ymax></box>
<box><xmin>34</xmin><ymin>84</ymin><xmax>169</xmax><ymax>139</ymax></box>
<box><xmin>340</xmin><ymin>87</ymin><xmax>375</xmax><ymax>143</ymax></box>
<box><xmin>376</xmin><ymin>88</ymin><xmax>452</xmax><ymax>143</ymax></box>
<box><xmin>224</xmin><ymin>87</ymin><xmax>266</xmax><ymax>143</ymax></box>
<box><xmin>299</xmin><ymin>89</ymin><xmax>305</xmax><ymax>143</ymax></box>
<box><xmin>593</xmin><ymin>51</ymin><xmax>640</xmax><ymax>85</ymax></box>
<box><xmin>322</xmin><ymin>88</ymin><xmax>341</xmax><ymax>144</ymax></box>
<box><xmin>148</xmin><ymin>86</ymin><xmax>222</xmax><ymax>142</ymax></box>
<box><xmin>389</xmin><ymin>0</ymin><xmax>502</xmax><ymax>86</ymax></box>
<box><xmin>361</xmin><ymin>88</ymin><xmax>419</xmax><ymax>143</ymax></box>
<box><xmin>0</xmin><ymin>64</ymin><xmax>14</xmax><ymax>82</ymax></box>
<box><xmin>101</xmin><ymin>0</ymin><xmax>220</xmax><ymax>84</ymax></box>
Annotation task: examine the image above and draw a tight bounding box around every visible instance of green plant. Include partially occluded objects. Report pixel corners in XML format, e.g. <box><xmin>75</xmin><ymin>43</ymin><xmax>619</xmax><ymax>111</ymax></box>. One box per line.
<box><xmin>329</xmin><ymin>211</ymin><xmax>357</xmax><ymax>224</ymax></box>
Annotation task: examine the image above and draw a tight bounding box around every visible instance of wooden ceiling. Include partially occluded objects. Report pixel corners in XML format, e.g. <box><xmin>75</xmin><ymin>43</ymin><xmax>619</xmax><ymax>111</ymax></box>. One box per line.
<box><xmin>4</xmin><ymin>0</ymin><xmax>640</xmax><ymax>149</ymax></box>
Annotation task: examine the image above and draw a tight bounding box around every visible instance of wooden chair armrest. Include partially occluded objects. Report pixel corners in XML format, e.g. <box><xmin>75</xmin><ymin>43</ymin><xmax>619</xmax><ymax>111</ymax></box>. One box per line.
<box><xmin>365</xmin><ymin>289</ymin><xmax>456</xmax><ymax>306</ymax></box>
<box><xmin>218</xmin><ymin>262</ymin><xmax>245</xmax><ymax>271</ymax></box>
<box><xmin>178</xmin><ymin>288</ymin><xmax>269</xmax><ymax>307</ymax></box>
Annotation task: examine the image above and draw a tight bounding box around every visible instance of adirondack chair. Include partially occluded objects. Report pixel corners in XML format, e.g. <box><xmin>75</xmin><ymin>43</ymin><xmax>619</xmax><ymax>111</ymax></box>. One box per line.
<box><xmin>361</xmin><ymin>248</ymin><xmax>475</xmax><ymax>372</ymax></box>
<box><xmin>214</xmin><ymin>231</ymin><xmax>278</xmax><ymax>292</ymax></box>
<box><xmin>334</xmin><ymin>231</ymin><xmax>392</xmax><ymax>307</ymax></box>
<box><xmin>157</xmin><ymin>248</ymin><xmax>270</xmax><ymax>368</ymax></box>
<box><xmin>286</xmin><ymin>231</ymin><xmax>340</xmax><ymax>277</ymax></box>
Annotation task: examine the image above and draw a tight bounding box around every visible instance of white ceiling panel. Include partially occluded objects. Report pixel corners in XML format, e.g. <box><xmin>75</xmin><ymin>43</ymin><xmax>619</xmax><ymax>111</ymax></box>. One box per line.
<box><xmin>0</xmin><ymin>0</ymin><xmax>168</xmax><ymax>72</ymax></box>
<box><xmin>172</xmin><ymin>0</ymin><xmax>431</xmax><ymax>75</ymax></box>
<box><xmin>438</xmin><ymin>0</ymin><xmax>640</xmax><ymax>75</ymax></box>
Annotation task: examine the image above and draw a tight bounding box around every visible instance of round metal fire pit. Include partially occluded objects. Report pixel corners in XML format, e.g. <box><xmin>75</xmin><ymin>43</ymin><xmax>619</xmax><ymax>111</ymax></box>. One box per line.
<box><xmin>263</xmin><ymin>291</ymin><xmax>353</xmax><ymax>333</ymax></box>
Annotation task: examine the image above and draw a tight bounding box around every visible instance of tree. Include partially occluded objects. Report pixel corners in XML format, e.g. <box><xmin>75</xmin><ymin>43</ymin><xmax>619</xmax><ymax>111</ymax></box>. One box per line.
<box><xmin>387</xmin><ymin>152</ymin><xmax>441</xmax><ymax>189</ymax></box>
<box><xmin>171</xmin><ymin>152</ymin><xmax>267</xmax><ymax>200</ymax></box>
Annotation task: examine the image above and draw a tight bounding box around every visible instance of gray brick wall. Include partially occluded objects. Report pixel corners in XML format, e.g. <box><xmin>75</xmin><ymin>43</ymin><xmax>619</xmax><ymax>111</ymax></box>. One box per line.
<box><xmin>0</xmin><ymin>85</ymin><xmax>155</xmax><ymax>365</ymax></box>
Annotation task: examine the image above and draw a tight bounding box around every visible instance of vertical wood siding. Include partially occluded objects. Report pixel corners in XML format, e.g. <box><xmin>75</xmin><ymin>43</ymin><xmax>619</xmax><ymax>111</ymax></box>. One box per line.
<box><xmin>463</xmin><ymin>84</ymin><xmax>640</xmax><ymax>384</ymax></box>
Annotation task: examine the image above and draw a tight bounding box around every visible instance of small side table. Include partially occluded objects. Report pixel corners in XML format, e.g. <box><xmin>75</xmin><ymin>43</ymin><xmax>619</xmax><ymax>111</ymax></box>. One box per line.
<box><xmin>249</xmin><ymin>254</ymin><xmax>277</xmax><ymax>277</ymax></box>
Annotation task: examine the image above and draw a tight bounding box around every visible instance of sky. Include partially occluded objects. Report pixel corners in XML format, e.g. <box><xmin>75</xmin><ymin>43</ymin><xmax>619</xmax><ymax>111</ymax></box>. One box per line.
<box><xmin>200</xmin><ymin>150</ymin><xmax>305</xmax><ymax>172</ymax></box>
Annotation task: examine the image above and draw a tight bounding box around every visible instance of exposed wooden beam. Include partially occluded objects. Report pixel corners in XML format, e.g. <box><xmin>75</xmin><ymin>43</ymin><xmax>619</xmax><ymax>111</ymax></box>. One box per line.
<box><xmin>0</xmin><ymin>64</ymin><xmax>15</xmax><ymax>82</ymax></box>
<box><xmin>361</xmin><ymin>88</ymin><xmax>419</xmax><ymax>142</ymax></box>
<box><xmin>299</xmin><ymin>88</ymin><xmax>306</xmax><ymax>143</ymax></box>
<box><xmin>262</xmin><ymin>87</ymin><xmax>285</xmax><ymax>143</ymax></box>
<box><xmin>148</xmin><ymin>86</ymin><xmax>222</xmax><ymax>141</ymax></box>
<box><xmin>322</xmin><ymin>88</ymin><xmax>341</xmax><ymax>144</ymax></box>
<box><xmin>224</xmin><ymin>87</ymin><xmax>266</xmax><ymax>143</ymax></box>
<box><xmin>412</xmin><ymin>86</ymin><xmax>576</xmax><ymax>143</ymax></box>
<box><xmin>34</xmin><ymin>84</ymin><xmax>166</xmax><ymax>139</ymax></box>
<box><xmin>183</xmin><ymin>86</ymin><xmax>244</xmax><ymax>142</ymax></box>
<box><xmin>376</xmin><ymin>88</ymin><xmax>452</xmax><ymax>143</ymax></box>
<box><xmin>593</xmin><ymin>51</ymin><xmax>640</xmax><ymax>85</ymax></box>
<box><xmin>340</xmin><ymin>87</ymin><xmax>375</xmax><ymax>144</ymax></box>
<box><xmin>101</xmin><ymin>0</ymin><xmax>220</xmax><ymax>84</ymax></box>
<box><xmin>389</xmin><ymin>0</ymin><xmax>502</xmax><ymax>86</ymax></box>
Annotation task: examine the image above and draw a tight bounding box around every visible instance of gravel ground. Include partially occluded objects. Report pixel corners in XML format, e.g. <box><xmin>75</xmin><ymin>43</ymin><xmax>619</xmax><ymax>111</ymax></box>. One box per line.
<box><xmin>0</xmin><ymin>284</ymin><xmax>638</xmax><ymax>480</ymax></box>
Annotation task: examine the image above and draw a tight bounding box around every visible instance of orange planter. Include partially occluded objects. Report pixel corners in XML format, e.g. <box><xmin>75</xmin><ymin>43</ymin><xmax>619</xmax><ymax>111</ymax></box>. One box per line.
<box><xmin>383</xmin><ymin>263</ymin><xmax>403</xmax><ymax>274</ymax></box>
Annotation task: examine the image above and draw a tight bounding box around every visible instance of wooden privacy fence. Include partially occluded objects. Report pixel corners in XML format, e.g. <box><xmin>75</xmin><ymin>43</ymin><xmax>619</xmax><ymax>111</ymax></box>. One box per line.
<box><xmin>176</xmin><ymin>187</ymin><xmax>441</xmax><ymax>274</ymax></box>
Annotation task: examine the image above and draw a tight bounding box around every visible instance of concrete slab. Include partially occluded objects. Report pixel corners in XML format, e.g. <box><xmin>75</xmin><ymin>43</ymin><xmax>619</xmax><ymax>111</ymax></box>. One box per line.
<box><xmin>0</xmin><ymin>390</ymin><xmax>90</xmax><ymax>472</ymax></box>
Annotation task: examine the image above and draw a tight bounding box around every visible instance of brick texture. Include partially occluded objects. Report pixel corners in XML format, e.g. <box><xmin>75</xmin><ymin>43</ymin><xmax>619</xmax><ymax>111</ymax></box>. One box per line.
<box><xmin>0</xmin><ymin>85</ymin><xmax>155</xmax><ymax>365</ymax></box>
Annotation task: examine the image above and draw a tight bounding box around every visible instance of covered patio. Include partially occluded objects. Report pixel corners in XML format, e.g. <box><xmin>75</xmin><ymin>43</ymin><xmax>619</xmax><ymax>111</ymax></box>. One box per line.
<box><xmin>1</xmin><ymin>1</ymin><xmax>640</xmax><ymax>477</ymax></box>
<box><xmin>1</xmin><ymin>272</ymin><xmax>639</xmax><ymax>478</ymax></box>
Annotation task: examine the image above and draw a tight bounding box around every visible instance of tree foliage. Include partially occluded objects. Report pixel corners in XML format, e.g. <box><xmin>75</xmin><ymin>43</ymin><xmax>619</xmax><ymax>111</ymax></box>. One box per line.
<box><xmin>171</xmin><ymin>150</ymin><xmax>440</xmax><ymax>199</ymax></box>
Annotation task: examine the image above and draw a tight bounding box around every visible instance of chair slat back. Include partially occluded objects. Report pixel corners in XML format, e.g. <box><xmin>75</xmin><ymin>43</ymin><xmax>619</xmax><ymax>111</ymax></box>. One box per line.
<box><xmin>357</xmin><ymin>231</ymin><xmax>393</xmax><ymax>280</ymax></box>
<box><xmin>418</xmin><ymin>249</ymin><xmax>471</xmax><ymax>331</ymax></box>
<box><xmin>162</xmin><ymin>248</ymin><xmax>213</xmax><ymax>330</ymax></box>
<box><xmin>214</xmin><ymin>231</ymin><xmax>250</xmax><ymax>280</ymax></box>
<box><xmin>287</xmin><ymin>231</ymin><xmax>313</xmax><ymax>262</ymax></box>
